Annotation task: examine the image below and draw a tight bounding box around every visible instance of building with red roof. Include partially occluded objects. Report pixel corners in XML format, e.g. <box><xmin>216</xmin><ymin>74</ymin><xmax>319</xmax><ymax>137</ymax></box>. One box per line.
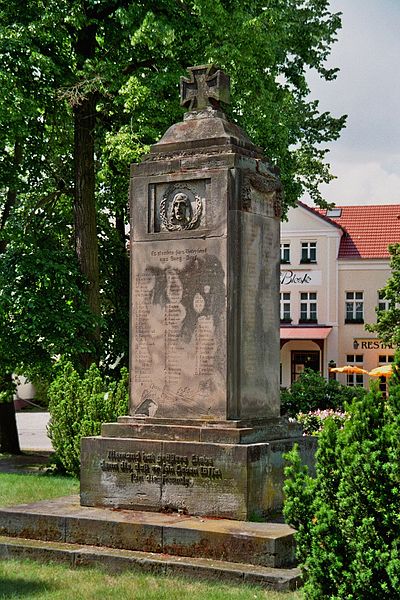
<box><xmin>280</xmin><ymin>202</ymin><xmax>400</xmax><ymax>391</ymax></box>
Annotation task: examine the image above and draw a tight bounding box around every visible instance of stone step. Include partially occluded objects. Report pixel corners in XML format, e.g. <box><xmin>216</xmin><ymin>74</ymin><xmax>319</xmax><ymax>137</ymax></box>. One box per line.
<box><xmin>101</xmin><ymin>421</ymin><xmax>303</xmax><ymax>444</ymax></box>
<box><xmin>0</xmin><ymin>495</ymin><xmax>296</xmax><ymax>568</ymax></box>
<box><xmin>0</xmin><ymin>535</ymin><xmax>302</xmax><ymax>591</ymax></box>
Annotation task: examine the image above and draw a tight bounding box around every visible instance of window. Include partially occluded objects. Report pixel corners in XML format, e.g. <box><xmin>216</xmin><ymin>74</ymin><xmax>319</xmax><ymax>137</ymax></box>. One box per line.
<box><xmin>378</xmin><ymin>291</ymin><xmax>390</xmax><ymax>312</ymax></box>
<box><xmin>378</xmin><ymin>355</ymin><xmax>394</xmax><ymax>363</ymax></box>
<box><xmin>346</xmin><ymin>354</ymin><xmax>365</xmax><ymax>387</ymax></box>
<box><xmin>280</xmin><ymin>243</ymin><xmax>290</xmax><ymax>263</ymax></box>
<box><xmin>345</xmin><ymin>291</ymin><xmax>364</xmax><ymax>323</ymax></box>
<box><xmin>301</xmin><ymin>242</ymin><xmax>317</xmax><ymax>263</ymax></box>
<box><xmin>299</xmin><ymin>292</ymin><xmax>317</xmax><ymax>322</ymax></box>
<box><xmin>326</xmin><ymin>208</ymin><xmax>342</xmax><ymax>218</ymax></box>
<box><xmin>346</xmin><ymin>354</ymin><xmax>364</xmax><ymax>364</ymax></box>
<box><xmin>378</xmin><ymin>355</ymin><xmax>394</xmax><ymax>396</ymax></box>
<box><xmin>280</xmin><ymin>292</ymin><xmax>291</xmax><ymax>322</ymax></box>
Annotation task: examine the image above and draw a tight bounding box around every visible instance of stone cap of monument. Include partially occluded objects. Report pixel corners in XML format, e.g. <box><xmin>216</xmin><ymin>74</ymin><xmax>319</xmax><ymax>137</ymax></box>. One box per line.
<box><xmin>147</xmin><ymin>65</ymin><xmax>264</xmax><ymax>159</ymax></box>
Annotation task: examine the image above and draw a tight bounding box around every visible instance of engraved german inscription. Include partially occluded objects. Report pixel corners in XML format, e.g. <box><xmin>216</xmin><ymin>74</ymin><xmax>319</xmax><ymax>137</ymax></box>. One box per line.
<box><xmin>101</xmin><ymin>449</ymin><xmax>223</xmax><ymax>488</ymax></box>
<box><xmin>132</xmin><ymin>240</ymin><xmax>226</xmax><ymax>418</ymax></box>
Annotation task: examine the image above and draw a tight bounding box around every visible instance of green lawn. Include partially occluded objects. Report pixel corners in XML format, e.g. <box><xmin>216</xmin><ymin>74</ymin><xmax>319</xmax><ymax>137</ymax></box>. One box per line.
<box><xmin>0</xmin><ymin>472</ymin><xmax>302</xmax><ymax>599</ymax></box>
<box><xmin>0</xmin><ymin>559</ymin><xmax>303</xmax><ymax>600</ymax></box>
<box><xmin>0</xmin><ymin>472</ymin><xmax>79</xmax><ymax>507</ymax></box>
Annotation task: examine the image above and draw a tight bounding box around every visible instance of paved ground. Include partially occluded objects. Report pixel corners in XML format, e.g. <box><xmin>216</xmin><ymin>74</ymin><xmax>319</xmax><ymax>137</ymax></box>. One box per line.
<box><xmin>15</xmin><ymin>411</ymin><xmax>52</xmax><ymax>452</ymax></box>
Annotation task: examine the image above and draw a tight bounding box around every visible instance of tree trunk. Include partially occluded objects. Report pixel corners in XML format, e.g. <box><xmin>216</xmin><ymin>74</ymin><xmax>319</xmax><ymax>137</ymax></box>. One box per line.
<box><xmin>0</xmin><ymin>143</ymin><xmax>22</xmax><ymax>454</ymax></box>
<box><xmin>73</xmin><ymin>93</ymin><xmax>100</xmax><ymax>368</ymax></box>
<box><xmin>0</xmin><ymin>376</ymin><xmax>21</xmax><ymax>454</ymax></box>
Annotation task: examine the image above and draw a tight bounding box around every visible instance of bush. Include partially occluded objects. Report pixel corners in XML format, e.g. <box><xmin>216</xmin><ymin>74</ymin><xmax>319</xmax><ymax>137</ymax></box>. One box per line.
<box><xmin>283</xmin><ymin>365</ymin><xmax>400</xmax><ymax>599</ymax></box>
<box><xmin>48</xmin><ymin>359</ymin><xmax>129</xmax><ymax>477</ymax></box>
<box><xmin>281</xmin><ymin>368</ymin><xmax>366</xmax><ymax>417</ymax></box>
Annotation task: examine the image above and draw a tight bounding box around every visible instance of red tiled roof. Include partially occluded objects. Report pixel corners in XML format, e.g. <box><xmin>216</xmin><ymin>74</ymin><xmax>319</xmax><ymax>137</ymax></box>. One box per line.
<box><xmin>312</xmin><ymin>204</ymin><xmax>400</xmax><ymax>259</ymax></box>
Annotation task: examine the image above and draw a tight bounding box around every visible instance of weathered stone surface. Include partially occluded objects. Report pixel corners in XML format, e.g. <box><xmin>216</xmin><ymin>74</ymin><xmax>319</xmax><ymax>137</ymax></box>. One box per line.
<box><xmin>102</xmin><ymin>416</ymin><xmax>303</xmax><ymax>443</ymax></box>
<box><xmin>130</xmin><ymin>236</ymin><xmax>228</xmax><ymax>420</ymax></box>
<box><xmin>129</xmin><ymin>144</ymin><xmax>280</xmax><ymax>422</ymax></box>
<box><xmin>0</xmin><ymin>496</ymin><xmax>297</xmax><ymax>568</ymax></box>
<box><xmin>80</xmin><ymin>435</ymin><xmax>315</xmax><ymax>520</ymax></box>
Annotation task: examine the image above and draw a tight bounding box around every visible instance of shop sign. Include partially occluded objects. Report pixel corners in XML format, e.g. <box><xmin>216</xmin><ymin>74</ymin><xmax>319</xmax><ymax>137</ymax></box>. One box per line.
<box><xmin>353</xmin><ymin>338</ymin><xmax>393</xmax><ymax>350</ymax></box>
<box><xmin>280</xmin><ymin>270</ymin><xmax>322</xmax><ymax>286</ymax></box>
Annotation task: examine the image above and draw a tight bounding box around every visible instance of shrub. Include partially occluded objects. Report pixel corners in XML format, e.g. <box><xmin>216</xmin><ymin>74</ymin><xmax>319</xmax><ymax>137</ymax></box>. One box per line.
<box><xmin>48</xmin><ymin>359</ymin><xmax>129</xmax><ymax>477</ymax></box>
<box><xmin>281</xmin><ymin>368</ymin><xmax>366</xmax><ymax>417</ymax></box>
<box><xmin>283</xmin><ymin>365</ymin><xmax>400</xmax><ymax>599</ymax></box>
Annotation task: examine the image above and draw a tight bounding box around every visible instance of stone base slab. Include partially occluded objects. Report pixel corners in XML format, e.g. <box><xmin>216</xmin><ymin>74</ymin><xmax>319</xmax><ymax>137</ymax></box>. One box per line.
<box><xmin>103</xmin><ymin>416</ymin><xmax>303</xmax><ymax>444</ymax></box>
<box><xmin>80</xmin><ymin>435</ymin><xmax>316</xmax><ymax>520</ymax></box>
<box><xmin>0</xmin><ymin>495</ymin><xmax>296</xmax><ymax>568</ymax></box>
<box><xmin>0</xmin><ymin>535</ymin><xmax>301</xmax><ymax>590</ymax></box>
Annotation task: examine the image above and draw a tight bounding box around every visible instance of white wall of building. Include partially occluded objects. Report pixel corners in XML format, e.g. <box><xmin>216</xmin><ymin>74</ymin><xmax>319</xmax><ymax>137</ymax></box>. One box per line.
<box><xmin>280</xmin><ymin>204</ymin><xmax>393</xmax><ymax>389</ymax></box>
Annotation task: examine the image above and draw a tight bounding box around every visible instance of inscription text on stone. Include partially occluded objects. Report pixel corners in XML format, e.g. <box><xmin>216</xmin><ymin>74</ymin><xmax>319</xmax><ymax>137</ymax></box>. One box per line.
<box><xmin>100</xmin><ymin>450</ymin><xmax>223</xmax><ymax>488</ymax></box>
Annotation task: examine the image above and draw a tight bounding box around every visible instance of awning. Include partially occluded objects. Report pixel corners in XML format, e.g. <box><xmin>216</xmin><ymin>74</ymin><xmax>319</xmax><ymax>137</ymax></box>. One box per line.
<box><xmin>280</xmin><ymin>327</ymin><xmax>332</xmax><ymax>340</ymax></box>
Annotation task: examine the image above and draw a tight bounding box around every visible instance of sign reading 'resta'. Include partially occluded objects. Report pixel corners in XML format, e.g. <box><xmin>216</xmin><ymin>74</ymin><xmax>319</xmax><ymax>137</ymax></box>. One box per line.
<box><xmin>353</xmin><ymin>339</ymin><xmax>394</xmax><ymax>350</ymax></box>
<box><xmin>280</xmin><ymin>270</ymin><xmax>322</xmax><ymax>286</ymax></box>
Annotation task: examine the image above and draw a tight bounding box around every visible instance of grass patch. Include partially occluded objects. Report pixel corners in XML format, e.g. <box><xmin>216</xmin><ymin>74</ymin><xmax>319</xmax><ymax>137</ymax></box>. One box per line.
<box><xmin>0</xmin><ymin>473</ymin><xmax>78</xmax><ymax>507</ymax></box>
<box><xmin>0</xmin><ymin>559</ymin><xmax>303</xmax><ymax>600</ymax></box>
<box><xmin>0</xmin><ymin>474</ymin><xmax>302</xmax><ymax>599</ymax></box>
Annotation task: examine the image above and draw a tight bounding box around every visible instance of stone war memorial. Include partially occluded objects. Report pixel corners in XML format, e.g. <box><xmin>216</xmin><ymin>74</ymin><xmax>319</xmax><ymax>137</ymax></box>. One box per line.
<box><xmin>0</xmin><ymin>66</ymin><xmax>314</xmax><ymax>589</ymax></box>
<box><xmin>81</xmin><ymin>64</ymin><xmax>314</xmax><ymax>520</ymax></box>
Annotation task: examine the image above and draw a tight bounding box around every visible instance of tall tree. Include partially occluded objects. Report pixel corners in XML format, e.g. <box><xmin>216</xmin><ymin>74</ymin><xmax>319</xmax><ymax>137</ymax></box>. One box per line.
<box><xmin>0</xmin><ymin>0</ymin><xmax>346</xmax><ymax>448</ymax></box>
<box><xmin>366</xmin><ymin>243</ymin><xmax>400</xmax><ymax>348</ymax></box>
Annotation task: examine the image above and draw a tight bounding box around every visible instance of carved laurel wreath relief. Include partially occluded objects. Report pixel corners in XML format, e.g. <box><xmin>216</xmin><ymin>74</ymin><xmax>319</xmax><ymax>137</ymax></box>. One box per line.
<box><xmin>160</xmin><ymin>186</ymin><xmax>203</xmax><ymax>231</ymax></box>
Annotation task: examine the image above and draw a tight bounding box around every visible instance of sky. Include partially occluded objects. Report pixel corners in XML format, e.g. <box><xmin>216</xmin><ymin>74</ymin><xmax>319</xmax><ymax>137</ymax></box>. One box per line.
<box><xmin>305</xmin><ymin>0</ymin><xmax>400</xmax><ymax>206</ymax></box>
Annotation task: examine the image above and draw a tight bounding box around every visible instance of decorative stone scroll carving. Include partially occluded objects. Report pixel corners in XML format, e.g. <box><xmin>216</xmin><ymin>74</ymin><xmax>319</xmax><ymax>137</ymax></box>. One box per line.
<box><xmin>240</xmin><ymin>173</ymin><xmax>282</xmax><ymax>219</ymax></box>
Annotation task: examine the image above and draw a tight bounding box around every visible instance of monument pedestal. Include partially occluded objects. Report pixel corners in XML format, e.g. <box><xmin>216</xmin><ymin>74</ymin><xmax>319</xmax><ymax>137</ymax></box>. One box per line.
<box><xmin>80</xmin><ymin>65</ymin><xmax>316</xmax><ymax>522</ymax></box>
<box><xmin>80</xmin><ymin>417</ymin><xmax>315</xmax><ymax>520</ymax></box>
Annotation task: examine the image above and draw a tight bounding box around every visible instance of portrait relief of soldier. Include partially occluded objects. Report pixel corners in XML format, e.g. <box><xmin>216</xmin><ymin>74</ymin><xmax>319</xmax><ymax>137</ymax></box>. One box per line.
<box><xmin>159</xmin><ymin>186</ymin><xmax>203</xmax><ymax>232</ymax></box>
<box><xmin>171</xmin><ymin>192</ymin><xmax>192</xmax><ymax>225</ymax></box>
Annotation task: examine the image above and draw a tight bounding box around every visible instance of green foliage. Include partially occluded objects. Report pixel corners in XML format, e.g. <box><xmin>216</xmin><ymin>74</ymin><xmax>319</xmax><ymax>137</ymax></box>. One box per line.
<box><xmin>47</xmin><ymin>359</ymin><xmax>129</xmax><ymax>477</ymax></box>
<box><xmin>0</xmin><ymin>207</ymin><xmax>97</xmax><ymax>379</ymax></box>
<box><xmin>367</xmin><ymin>243</ymin><xmax>400</xmax><ymax>348</ymax></box>
<box><xmin>281</xmin><ymin>369</ymin><xmax>366</xmax><ymax>417</ymax></box>
<box><xmin>0</xmin><ymin>1</ymin><xmax>345</xmax><ymax>384</ymax></box>
<box><xmin>0</xmin><ymin>373</ymin><xmax>16</xmax><ymax>404</ymax></box>
<box><xmin>283</xmin><ymin>358</ymin><xmax>400</xmax><ymax>599</ymax></box>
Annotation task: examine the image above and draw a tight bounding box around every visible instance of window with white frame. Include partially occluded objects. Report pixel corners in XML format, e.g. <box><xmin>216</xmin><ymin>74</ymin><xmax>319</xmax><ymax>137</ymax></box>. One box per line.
<box><xmin>300</xmin><ymin>292</ymin><xmax>317</xmax><ymax>322</ymax></box>
<box><xmin>280</xmin><ymin>292</ymin><xmax>291</xmax><ymax>322</ymax></box>
<box><xmin>378</xmin><ymin>290</ymin><xmax>390</xmax><ymax>312</ymax></box>
<box><xmin>280</xmin><ymin>242</ymin><xmax>290</xmax><ymax>264</ymax></box>
<box><xmin>346</xmin><ymin>354</ymin><xmax>365</xmax><ymax>387</ymax></box>
<box><xmin>345</xmin><ymin>291</ymin><xmax>364</xmax><ymax>323</ymax></box>
<box><xmin>300</xmin><ymin>241</ymin><xmax>317</xmax><ymax>263</ymax></box>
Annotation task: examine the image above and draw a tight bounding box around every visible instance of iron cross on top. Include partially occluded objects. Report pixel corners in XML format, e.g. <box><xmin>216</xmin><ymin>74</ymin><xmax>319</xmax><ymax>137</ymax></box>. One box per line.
<box><xmin>180</xmin><ymin>65</ymin><xmax>230</xmax><ymax>111</ymax></box>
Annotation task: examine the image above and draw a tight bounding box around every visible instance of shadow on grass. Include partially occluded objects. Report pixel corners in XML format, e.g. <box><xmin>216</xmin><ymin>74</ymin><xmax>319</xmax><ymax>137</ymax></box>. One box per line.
<box><xmin>0</xmin><ymin>575</ymin><xmax>57</xmax><ymax>598</ymax></box>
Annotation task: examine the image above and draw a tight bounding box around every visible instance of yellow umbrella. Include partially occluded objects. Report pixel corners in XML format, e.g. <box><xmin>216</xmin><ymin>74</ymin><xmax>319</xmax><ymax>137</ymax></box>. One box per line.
<box><xmin>369</xmin><ymin>364</ymin><xmax>393</xmax><ymax>378</ymax></box>
<box><xmin>330</xmin><ymin>365</ymin><xmax>369</xmax><ymax>375</ymax></box>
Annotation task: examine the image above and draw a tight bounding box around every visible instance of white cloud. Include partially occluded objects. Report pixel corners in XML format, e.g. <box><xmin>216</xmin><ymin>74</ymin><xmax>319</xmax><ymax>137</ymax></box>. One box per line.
<box><xmin>319</xmin><ymin>157</ymin><xmax>400</xmax><ymax>205</ymax></box>
<box><xmin>305</xmin><ymin>0</ymin><xmax>400</xmax><ymax>205</ymax></box>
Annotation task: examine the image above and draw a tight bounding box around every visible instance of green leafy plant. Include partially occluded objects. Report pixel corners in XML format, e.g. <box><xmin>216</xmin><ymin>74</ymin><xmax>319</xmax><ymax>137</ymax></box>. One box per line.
<box><xmin>48</xmin><ymin>359</ymin><xmax>129</xmax><ymax>477</ymax></box>
<box><xmin>283</xmin><ymin>360</ymin><xmax>400</xmax><ymax>599</ymax></box>
<box><xmin>281</xmin><ymin>369</ymin><xmax>366</xmax><ymax>417</ymax></box>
